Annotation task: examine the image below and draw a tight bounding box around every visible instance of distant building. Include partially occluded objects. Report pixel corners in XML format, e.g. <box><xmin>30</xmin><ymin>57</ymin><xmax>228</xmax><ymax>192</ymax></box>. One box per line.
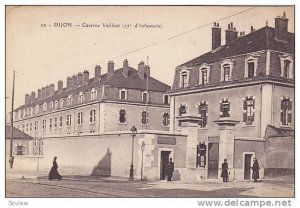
<box><xmin>167</xmin><ymin>12</ymin><xmax>294</xmax><ymax>180</ymax></box>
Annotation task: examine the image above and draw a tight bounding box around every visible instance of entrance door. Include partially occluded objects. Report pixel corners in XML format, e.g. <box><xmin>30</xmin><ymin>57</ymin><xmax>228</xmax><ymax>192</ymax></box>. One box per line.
<box><xmin>208</xmin><ymin>143</ymin><xmax>219</xmax><ymax>179</ymax></box>
<box><xmin>160</xmin><ymin>151</ymin><xmax>170</xmax><ymax>180</ymax></box>
<box><xmin>244</xmin><ymin>154</ymin><xmax>253</xmax><ymax>179</ymax></box>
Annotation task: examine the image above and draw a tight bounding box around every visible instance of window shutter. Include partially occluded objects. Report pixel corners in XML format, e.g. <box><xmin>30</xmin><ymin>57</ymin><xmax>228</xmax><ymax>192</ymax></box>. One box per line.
<box><xmin>288</xmin><ymin>112</ymin><xmax>292</xmax><ymax>123</ymax></box>
<box><xmin>252</xmin><ymin>99</ymin><xmax>255</xmax><ymax>109</ymax></box>
<box><xmin>220</xmin><ymin>103</ymin><xmax>223</xmax><ymax>113</ymax></box>
<box><xmin>288</xmin><ymin>101</ymin><xmax>292</xmax><ymax>111</ymax></box>
<box><xmin>280</xmin><ymin>112</ymin><xmax>283</xmax><ymax>123</ymax></box>
<box><xmin>243</xmin><ymin>112</ymin><xmax>247</xmax><ymax>122</ymax></box>
<box><xmin>252</xmin><ymin>112</ymin><xmax>255</xmax><ymax>122</ymax></box>
<box><xmin>243</xmin><ymin>100</ymin><xmax>247</xmax><ymax>110</ymax></box>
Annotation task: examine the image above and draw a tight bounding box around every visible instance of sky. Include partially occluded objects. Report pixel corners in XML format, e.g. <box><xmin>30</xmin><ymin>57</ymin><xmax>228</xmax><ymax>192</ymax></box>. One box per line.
<box><xmin>5</xmin><ymin>6</ymin><xmax>294</xmax><ymax>111</ymax></box>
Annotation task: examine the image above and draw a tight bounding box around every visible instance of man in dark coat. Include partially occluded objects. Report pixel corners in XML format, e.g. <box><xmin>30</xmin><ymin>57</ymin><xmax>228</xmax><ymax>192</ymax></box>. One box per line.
<box><xmin>49</xmin><ymin>156</ymin><xmax>62</xmax><ymax>180</ymax></box>
<box><xmin>221</xmin><ymin>159</ymin><xmax>229</xmax><ymax>182</ymax></box>
<box><xmin>166</xmin><ymin>158</ymin><xmax>174</xmax><ymax>181</ymax></box>
<box><xmin>252</xmin><ymin>158</ymin><xmax>260</xmax><ymax>182</ymax></box>
<box><xmin>9</xmin><ymin>156</ymin><xmax>14</xmax><ymax>169</ymax></box>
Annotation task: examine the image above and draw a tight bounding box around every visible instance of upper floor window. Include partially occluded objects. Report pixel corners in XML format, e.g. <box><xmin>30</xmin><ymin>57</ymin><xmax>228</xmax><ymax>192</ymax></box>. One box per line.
<box><xmin>119</xmin><ymin>89</ymin><xmax>127</xmax><ymax>100</ymax></box>
<box><xmin>66</xmin><ymin>114</ymin><xmax>72</xmax><ymax>126</ymax></box>
<box><xmin>42</xmin><ymin>119</ymin><xmax>46</xmax><ymax>130</ymax></box>
<box><xmin>30</xmin><ymin>107</ymin><xmax>33</xmax><ymax>116</ymax></box>
<box><xmin>162</xmin><ymin>112</ymin><xmax>170</xmax><ymax>127</ymax></box>
<box><xmin>243</xmin><ymin>96</ymin><xmax>255</xmax><ymax>125</ymax></box>
<box><xmin>90</xmin><ymin>110</ymin><xmax>96</xmax><ymax>123</ymax></box>
<box><xmin>55</xmin><ymin>100</ymin><xmax>59</xmax><ymax>109</ymax></box>
<box><xmin>54</xmin><ymin>117</ymin><xmax>57</xmax><ymax>128</ymax></box>
<box><xmin>59</xmin><ymin>116</ymin><xmax>63</xmax><ymax>127</ymax></box>
<box><xmin>223</xmin><ymin>64</ymin><xmax>230</xmax><ymax>81</ymax></box>
<box><xmin>60</xmin><ymin>99</ymin><xmax>64</xmax><ymax>108</ymax></box>
<box><xmin>244</xmin><ymin>56</ymin><xmax>258</xmax><ymax>78</ymax></box>
<box><xmin>78</xmin><ymin>92</ymin><xmax>85</xmax><ymax>104</ymax></box>
<box><xmin>281</xmin><ymin>97</ymin><xmax>292</xmax><ymax>126</ymax></box>
<box><xmin>179</xmin><ymin>104</ymin><xmax>187</xmax><ymax>116</ymax></box>
<box><xmin>50</xmin><ymin>101</ymin><xmax>54</xmax><ymax>111</ymax></box>
<box><xmin>198</xmin><ymin>101</ymin><xmax>208</xmax><ymax>128</ymax></box>
<box><xmin>77</xmin><ymin>112</ymin><xmax>83</xmax><ymax>125</ymax></box>
<box><xmin>119</xmin><ymin>109</ymin><xmax>126</xmax><ymax>124</ymax></box>
<box><xmin>201</xmin><ymin>69</ymin><xmax>208</xmax><ymax>85</ymax></box>
<box><xmin>49</xmin><ymin>118</ymin><xmax>53</xmax><ymax>130</ymax></box>
<box><xmin>220</xmin><ymin>98</ymin><xmax>230</xmax><ymax>118</ymax></box>
<box><xmin>220</xmin><ymin>60</ymin><xmax>234</xmax><ymax>82</ymax></box>
<box><xmin>43</xmin><ymin>103</ymin><xmax>47</xmax><ymax>112</ymax></box>
<box><xmin>34</xmin><ymin>121</ymin><xmax>38</xmax><ymax>131</ymax></box>
<box><xmin>142</xmin><ymin>91</ymin><xmax>149</xmax><ymax>103</ymax></box>
<box><xmin>180</xmin><ymin>71</ymin><xmax>189</xmax><ymax>88</ymax></box>
<box><xmin>280</xmin><ymin>55</ymin><xmax>294</xmax><ymax>79</ymax></box>
<box><xmin>163</xmin><ymin>95</ymin><xmax>169</xmax><ymax>105</ymax></box>
<box><xmin>141</xmin><ymin>111</ymin><xmax>149</xmax><ymax>125</ymax></box>
<box><xmin>26</xmin><ymin>123</ymin><xmax>29</xmax><ymax>132</ymax></box>
<box><xmin>67</xmin><ymin>95</ymin><xmax>73</xmax><ymax>106</ymax></box>
<box><xmin>91</xmin><ymin>88</ymin><xmax>97</xmax><ymax>100</ymax></box>
<box><xmin>199</xmin><ymin>64</ymin><xmax>211</xmax><ymax>85</ymax></box>
<box><xmin>29</xmin><ymin>122</ymin><xmax>32</xmax><ymax>131</ymax></box>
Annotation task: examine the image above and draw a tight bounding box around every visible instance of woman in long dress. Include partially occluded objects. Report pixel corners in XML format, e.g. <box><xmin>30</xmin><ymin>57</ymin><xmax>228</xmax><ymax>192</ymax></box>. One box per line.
<box><xmin>48</xmin><ymin>156</ymin><xmax>62</xmax><ymax>180</ymax></box>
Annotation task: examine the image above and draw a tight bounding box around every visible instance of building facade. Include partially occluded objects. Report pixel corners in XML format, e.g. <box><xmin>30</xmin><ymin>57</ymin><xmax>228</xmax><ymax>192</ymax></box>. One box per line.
<box><xmin>167</xmin><ymin>12</ymin><xmax>294</xmax><ymax>180</ymax></box>
<box><xmin>12</xmin><ymin>60</ymin><xmax>171</xmax><ymax>156</ymax></box>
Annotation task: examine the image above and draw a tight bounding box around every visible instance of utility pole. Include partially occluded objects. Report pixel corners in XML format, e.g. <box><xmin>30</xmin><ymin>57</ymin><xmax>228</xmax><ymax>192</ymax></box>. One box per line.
<box><xmin>10</xmin><ymin>70</ymin><xmax>15</xmax><ymax>158</ymax></box>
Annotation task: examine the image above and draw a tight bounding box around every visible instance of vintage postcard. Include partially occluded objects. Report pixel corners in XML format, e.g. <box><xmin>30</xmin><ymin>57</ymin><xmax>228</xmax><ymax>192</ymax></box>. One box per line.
<box><xmin>5</xmin><ymin>5</ymin><xmax>295</xmax><ymax>203</ymax></box>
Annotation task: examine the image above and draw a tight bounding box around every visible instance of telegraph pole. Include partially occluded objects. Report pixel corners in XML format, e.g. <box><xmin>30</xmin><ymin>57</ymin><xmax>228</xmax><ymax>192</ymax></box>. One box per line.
<box><xmin>10</xmin><ymin>70</ymin><xmax>15</xmax><ymax>158</ymax></box>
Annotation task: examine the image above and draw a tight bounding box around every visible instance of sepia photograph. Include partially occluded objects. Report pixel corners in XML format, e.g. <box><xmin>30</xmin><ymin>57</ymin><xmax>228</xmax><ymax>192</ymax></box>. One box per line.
<box><xmin>4</xmin><ymin>4</ymin><xmax>295</xmax><ymax>202</ymax></box>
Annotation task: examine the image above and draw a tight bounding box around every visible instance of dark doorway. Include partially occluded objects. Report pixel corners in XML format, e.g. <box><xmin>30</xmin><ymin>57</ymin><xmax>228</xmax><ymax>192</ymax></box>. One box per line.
<box><xmin>208</xmin><ymin>143</ymin><xmax>219</xmax><ymax>179</ymax></box>
<box><xmin>244</xmin><ymin>154</ymin><xmax>253</xmax><ymax>179</ymax></box>
<box><xmin>160</xmin><ymin>151</ymin><xmax>170</xmax><ymax>180</ymax></box>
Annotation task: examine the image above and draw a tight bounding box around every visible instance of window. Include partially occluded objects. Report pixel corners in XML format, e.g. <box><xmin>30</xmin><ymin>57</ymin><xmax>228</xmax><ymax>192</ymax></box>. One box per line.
<box><xmin>50</xmin><ymin>101</ymin><xmax>54</xmax><ymax>111</ymax></box>
<box><xmin>16</xmin><ymin>145</ymin><xmax>25</xmax><ymax>155</ymax></box>
<box><xmin>42</xmin><ymin>120</ymin><xmax>46</xmax><ymax>130</ymax></box>
<box><xmin>196</xmin><ymin>142</ymin><xmax>206</xmax><ymax>168</ymax></box>
<box><xmin>220</xmin><ymin>99</ymin><xmax>230</xmax><ymax>117</ymax></box>
<box><xmin>22</xmin><ymin>124</ymin><xmax>25</xmax><ymax>132</ymax></box>
<box><xmin>78</xmin><ymin>92</ymin><xmax>85</xmax><ymax>104</ymax></box>
<box><xmin>243</xmin><ymin>97</ymin><xmax>255</xmax><ymax>125</ymax></box>
<box><xmin>180</xmin><ymin>71</ymin><xmax>188</xmax><ymax>88</ymax></box>
<box><xmin>91</xmin><ymin>88</ymin><xmax>97</xmax><ymax>100</ymax></box>
<box><xmin>119</xmin><ymin>89</ymin><xmax>127</xmax><ymax>100</ymax></box>
<box><xmin>201</xmin><ymin>69</ymin><xmax>208</xmax><ymax>85</ymax></box>
<box><xmin>43</xmin><ymin>102</ymin><xmax>47</xmax><ymax>112</ymax></box>
<box><xmin>141</xmin><ymin>111</ymin><xmax>149</xmax><ymax>125</ymax></box>
<box><xmin>199</xmin><ymin>64</ymin><xmax>211</xmax><ymax>85</ymax></box>
<box><xmin>142</xmin><ymin>92</ymin><xmax>149</xmax><ymax>103</ymax></box>
<box><xmin>281</xmin><ymin>98</ymin><xmax>292</xmax><ymax>126</ymax></box>
<box><xmin>49</xmin><ymin>118</ymin><xmax>53</xmax><ymax>130</ymax></box>
<box><xmin>90</xmin><ymin>110</ymin><xmax>96</xmax><ymax>123</ymax></box>
<box><xmin>29</xmin><ymin>122</ymin><xmax>32</xmax><ymax>131</ymax></box>
<box><xmin>35</xmin><ymin>105</ymin><xmax>39</xmax><ymax>114</ymax></box>
<box><xmin>162</xmin><ymin>112</ymin><xmax>170</xmax><ymax>126</ymax></box>
<box><xmin>198</xmin><ymin>102</ymin><xmax>208</xmax><ymax>127</ymax></box>
<box><xmin>34</xmin><ymin>121</ymin><xmax>38</xmax><ymax>131</ymax></box>
<box><xmin>60</xmin><ymin>99</ymin><xmax>64</xmax><ymax>108</ymax></box>
<box><xmin>66</xmin><ymin>114</ymin><xmax>72</xmax><ymax>126</ymax></box>
<box><xmin>119</xmin><ymin>109</ymin><xmax>126</xmax><ymax>123</ymax></box>
<box><xmin>247</xmin><ymin>62</ymin><xmax>255</xmax><ymax>78</ymax></box>
<box><xmin>244</xmin><ymin>56</ymin><xmax>258</xmax><ymax>78</ymax></box>
<box><xmin>223</xmin><ymin>64</ymin><xmax>230</xmax><ymax>81</ymax></box>
<box><xmin>163</xmin><ymin>95</ymin><xmax>169</xmax><ymax>105</ymax></box>
<box><xmin>55</xmin><ymin>100</ymin><xmax>59</xmax><ymax>109</ymax></box>
<box><xmin>34</xmin><ymin>138</ymin><xmax>38</xmax><ymax>147</ymax></box>
<box><xmin>280</xmin><ymin>55</ymin><xmax>293</xmax><ymax>79</ymax></box>
<box><xmin>30</xmin><ymin>107</ymin><xmax>33</xmax><ymax>116</ymax></box>
<box><xmin>59</xmin><ymin>116</ymin><xmax>63</xmax><ymax>127</ymax></box>
<box><xmin>26</xmin><ymin>123</ymin><xmax>29</xmax><ymax>132</ymax></box>
<box><xmin>54</xmin><ymin>117</ymin><xmax>57</xmax><ymax>128</ymax></box>
<box><xmin>78</xmin><ymin>112</ymin><xmax>83</xmax><ymax>125</ymax></box>
<box><xmin>67</xmin><ymin>95</ymin><xmax>73</xmax><ymax>106</ymax></box>
<box><xmin>179</xmin><ymin>105</ymin><xmax>187</xmax><ymax>116</ymax></box>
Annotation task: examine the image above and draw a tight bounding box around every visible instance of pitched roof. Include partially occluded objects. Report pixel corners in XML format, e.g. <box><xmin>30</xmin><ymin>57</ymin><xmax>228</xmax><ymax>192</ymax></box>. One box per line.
<box><xmin>180</xmin><ymin>26</ymin><xmax>294</xmax><ymax>67</ymax></box>
<box><xmin>5</xmin><ymin>125</ymin><xmax>33</xmax><ymax>140</ymax></box>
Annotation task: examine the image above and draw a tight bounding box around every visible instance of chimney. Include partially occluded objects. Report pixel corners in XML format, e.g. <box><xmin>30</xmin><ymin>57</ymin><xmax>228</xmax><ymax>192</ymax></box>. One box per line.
<box><xmin>83</xmin><ymin>70</ymin><xmax>89</xmax><ymax>84</ymax></box>
<box><xmin>212</xmin><ymin>22</ymin><xmax>221</xmax><ymax>50</ymax></box>
<box><xmin>38</xmin><ymin>89</ymin><xmax>42</xmax><ymax>99</ymax></box>
<box><xmin>49</xmin><ymin>83</ymin><xmax>55</xmax><ymax>96</ymax></box>
<box><xmin>58</xmin><ymin>80</ymin><xmax>63</xmax><ymax>92</ymax></box>
<box><xmin>107</xmin><ymin>61</ymin><xmax>114</xmax><ymax>78</ymax></box>
<box><xmin>225</xmin><ymin>22</ymin><xmax>238</xmax><ymax>44</ymax></box>
<box><xmin>144</xmin><ymin>65</ymin><xmax>150</xmax><ymax>78</ymax></box>
<box><xmin>95</xmin><ymin>65</ymin><xmax>101</xmax><ymax>80</ymax></box>
<box><xmin>275</xmin><ymin>12</ymin><xmax>289</xmax><ymax>40</ymax></box>
<box><xmin>78</xmin><ymin>72</ymin><xmax>83</xmax><ymax>86</ymax></box>
<box><xmin>30</xmin><ymin>91</ymin><xmax>36</xmax><ymax>103</ymax></box>
<box><xmin>138</xmin><ymin>61</ymin><xmax>145</xmax><ymax>79</ymax></box>
<box><xmin>72</xmin><ymin>75</ymin><xmax>78</xmax><ymax>88</ymax></box>
<box><xmin>45</xmin><ymin>85</ymin><xmax>49</xmax><ymax>97</ymax></box>
<box><xmin>240</xmin><ymin>31</ymin><xmax>245</xmax><ymax>36</ymax></box>
<box><xmin>41</xmin><ymin>87</ymin><xmax>46</xmax><ymax>98</ymax></box>
<box><xmin>123</xmin><ymin>59</ymin><xmax>129</xmax><ymax>77</ymax></box>
<box><xmin>250</xmin><ymin>26</ymin><xmax>256</xmax><ymax>33</ymax></box>
<box><xmin>25</xmin><ymin>93</ymin><xmax>30</xmax><ymax>105</ymax></box>
<box><xmin>67</xmin><ymin>76</ymin><xmax>72</xmax><ymax>89</ymax></box>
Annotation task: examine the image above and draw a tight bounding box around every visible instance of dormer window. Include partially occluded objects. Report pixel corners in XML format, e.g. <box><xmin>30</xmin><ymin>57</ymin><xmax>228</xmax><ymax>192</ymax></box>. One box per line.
<box><xmin>220</xmin><ymin>60</ymin><xmax>234</xmax><ymax>82</ymax></box>
<box><xmin>54</xmin><ymin>100</ymin><xmax>59</xmax><ymax>109</ymax></box>
<box><xmin>119</xmin><ymin>89</ymin><xmax>127</xmax><ymax>100</ymax></box>
<box><xmin>50</xmin><ymin>101</ymin><xmax>54</xmax><ymax>111</ymax></box>
<box><xmin>35</xmin><ymin>105</ymin><xmax>39</xmax><ymax>114</ymax></box>
<box><xmin>67</xmin><ymin>95</ymin><xmax>73</xmax><ymax>106</ymax></box>
<box><xmin>163</xmin><ymin>95</ymin><xmax>169</xmax><ymax>104</ymax></box>
<box><xmin>280</xmin><ymin>55</ymin><xmax>293</xmax><ymax>79</ymax></box>
<box><xmin>199</xmin><ymin>64</ymin><xmax>211</xmax><ymax>85</ymax></box>
<box><xmin>43</xmin><ymin>102</ymin><xmax>47</xmax><ymax>112</ymax></box>
<box><xmin>180</xmin><ymin>71</ymin><xmax>188</xmax><ymax>88</ymax></box>
<box><xmin>91</xmin><ymin>88</ymin><xmax>97</xmax><ymax>100</ymax></box>
<box><xmin>60</xmin><ymin>99</ymin><xmax>64</xmax><ymax>108</ymax></box>
<box><xmin>245</xmin><ymin>56</ymin><xmax>258</xmax><ymax>78</ymax></box>
<box><xmin>78</xmin><ymin>92</ymin><xmax>85</xmax><ymax>104</ymax></box>
<box><xmin>142</xmin><ymin>91</ymin><xmax>149</xmax><ymax>103</ymax></box>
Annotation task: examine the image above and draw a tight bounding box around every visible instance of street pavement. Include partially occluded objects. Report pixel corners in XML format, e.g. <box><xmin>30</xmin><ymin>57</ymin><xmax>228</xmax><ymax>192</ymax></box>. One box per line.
<box><xmin>5</xmin><ymin>173</ymin><xmax>294</xmax><ymax>198</ymax></box>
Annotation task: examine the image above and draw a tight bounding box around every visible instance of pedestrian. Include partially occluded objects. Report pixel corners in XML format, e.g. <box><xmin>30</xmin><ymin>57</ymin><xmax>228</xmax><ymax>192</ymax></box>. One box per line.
<box><xmin>167</xmin><ymin>158</ymin><xmax>174</xmax><ymax>181</ymax></box>
<box><xmin>220</xmin><ymin>159</ymin><xmax>229</xmax><ymax>182</ymax></box>
<box><xmin>9</xmin><ymin>156</ymin><xmax>14</xmax><ymax>169</ymax></box>
<box><xmin>252</xmin><ymin>158</ymin><xmax>260</xmax><ymax>182</ymax></box>
<box><xmin>48</xmin><ymin>156</ymin><xmax>62</xmax><ymax>180</ymax></box>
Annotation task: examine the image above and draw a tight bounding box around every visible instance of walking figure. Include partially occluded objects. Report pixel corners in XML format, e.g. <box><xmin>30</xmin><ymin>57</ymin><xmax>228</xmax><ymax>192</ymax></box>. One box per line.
<box><xmin>9</xmin><ymin>156</ymin><xmax>14</xmax><ymax>169</ymax></box>
<box><xmin>48</xmin><ymin>156</ymin><xmax>62</xmax><ymax>180</ymax></box>
<box><xmin>166</xmin><ymin>158</ymin><xmax>174</xmax><ymax>181</ymax></box>
<box><xmin>221</xmin><ymin>159</ymin><xmax>229</xmax><ymax>182</ymax></box>
<box><xmin>252</xmin><ymin>158</ymin><xmax>260</xmax><ymax>182</ymax></box>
